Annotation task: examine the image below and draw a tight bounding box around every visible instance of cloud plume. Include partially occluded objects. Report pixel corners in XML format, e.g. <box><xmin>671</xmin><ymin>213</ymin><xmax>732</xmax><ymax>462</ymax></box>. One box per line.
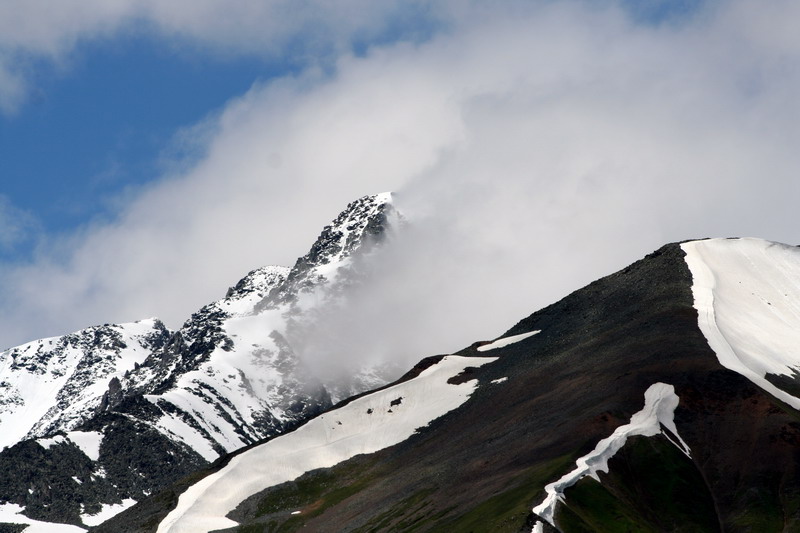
<box><xmin>1</xmin><ymin>0</ymin><xmax>800</xmax><ymax>369</ymax></box>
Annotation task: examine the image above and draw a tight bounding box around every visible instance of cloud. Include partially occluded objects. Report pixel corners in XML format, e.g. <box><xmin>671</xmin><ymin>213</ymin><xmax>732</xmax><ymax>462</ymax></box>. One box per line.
<box><xmin>0</xmin><ymin>196</ymin><xmax>37</xmax><ymax>252</ymax></box>
<box><xmin>255</xmin><ymin>0</ymin><xmax>800</xmax><ymax>371</ymax></box>
<box><xmin>1</xmin><ymin>0</ymin><xmax>800</xmax><ymax>369</ymax></box>
<box><xmin>0</xmin><ymin>0</ymin><xmax>441</xmax><ymax>113</ymax></box>
<box><xmin>0</xmin><ymin>59</ymin><xmax>25</xmax><ymax>114</ymax></box>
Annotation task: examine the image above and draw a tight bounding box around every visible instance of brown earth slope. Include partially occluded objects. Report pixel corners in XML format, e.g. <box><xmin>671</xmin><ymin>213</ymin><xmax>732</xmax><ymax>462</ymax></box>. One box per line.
<box><xmin>95</xmin><ymin>242</ymin><xmax>800</xmax><ymax>532</ymax></box>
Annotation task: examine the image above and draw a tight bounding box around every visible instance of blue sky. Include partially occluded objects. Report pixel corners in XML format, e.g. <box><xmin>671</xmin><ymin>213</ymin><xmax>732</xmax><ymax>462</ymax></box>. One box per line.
<box><xmin>1</xmin><ymin>0</ymin><xmax>799</xmax><ymax>354</ymax></box>
<box><xmin>1</xmin><ymin>39</ymin><xmax>274</xmax><ymax>251</ymax></box>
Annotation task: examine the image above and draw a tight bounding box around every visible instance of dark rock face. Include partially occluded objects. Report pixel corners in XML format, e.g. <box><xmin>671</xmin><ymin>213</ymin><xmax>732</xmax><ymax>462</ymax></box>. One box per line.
<box><xmin>109</xmin><ymin>242</ymin><xmax>800</xmax><ymax>532</ymax></box>
<box><xmin>84</xmin><ymin>412</ymin><xmax>207</xmax><ymax>505</ymax></box>
<box><xmin>0</xmin><ymin>439</ymin><xmax>107</xmax><ymax>524</ymax></box>
<box><xmin>0</xmin><ymin>414</ymin><xmax>206</xmax><ymax>526</ymax></box>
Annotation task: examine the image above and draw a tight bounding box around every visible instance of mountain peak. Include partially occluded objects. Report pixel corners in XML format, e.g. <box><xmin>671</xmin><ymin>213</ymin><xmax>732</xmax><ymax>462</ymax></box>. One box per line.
<box><xmin>222</xmin><ymin>265</ymin><xmax>291</xmax><ymax>315</ymax></box>
<box><xmin>260</xmin><ymin>192</ymin><xmax>399</xmax><ymax>309</ymax></box>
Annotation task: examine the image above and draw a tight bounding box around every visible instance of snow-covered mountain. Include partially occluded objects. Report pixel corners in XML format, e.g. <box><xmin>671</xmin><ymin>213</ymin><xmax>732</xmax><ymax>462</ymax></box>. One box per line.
<box><xmin>95</xmin><ymin>237</ymin><xmax>800</xmax><ymax>533</ymax></box>
<box><xmin>0</xmin><ymin>319</ymin><xmax>171</xmax><ymax>450</ymax></box>
<box><xmin>0</xmin><ymin>192</ymin><xmax>401</xmax><ymax>529</ymax></box>
<box><xmin>6</xmin><ymin>205</ymin><xmax>800</xmax><ymax>533</ymax></box>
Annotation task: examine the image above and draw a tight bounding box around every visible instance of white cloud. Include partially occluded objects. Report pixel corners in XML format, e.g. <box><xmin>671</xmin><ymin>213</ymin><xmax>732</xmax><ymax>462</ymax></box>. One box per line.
<box><xmin>1</xmin><ymin>0</ymin><xmax>800</xmax><ymax>366</ymax></box>
<box><xmin>0</xmin><ymin>59</ymin><xmax>25</xmax><ymax>114</ymax></box>
<box><xmin>0</xmin><ymin>0</ymin><xmax>441</xmax><ymax>112</ymax></box>
<box><xmin>0</xmin><ymin>196</ymin><xmax>36</xmax><ymax>251</ymax></box>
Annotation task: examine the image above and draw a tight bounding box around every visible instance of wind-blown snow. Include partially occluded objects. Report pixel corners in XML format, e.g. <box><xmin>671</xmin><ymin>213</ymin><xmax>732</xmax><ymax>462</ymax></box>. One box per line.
<box><xmin>476</xmin><ymin>331</ymin><xmax>540</xmax><ymax>352</ymax></box>
<box><xmin>0</xmin><ymin>503</ymin><xmax>85</xmax><ymax>532</ymax></box>
<box><xmin>156</xmin><ymin>355</ymin><xmax>496</xmax><ymax>533</ymax></box>
<box><xmin>682</xmin><ymin>238</ymin><xmax>800</xmax><ymax>409</ymax></box>
<box><xmin>531</xmin><ymin>382</ymin><xmax>690</xmax><ymax>527</ymax></box>
<box><xmin>81</xmin><ymin>498</ymin><xmax>137</xmax><ymax>527</ymax></box>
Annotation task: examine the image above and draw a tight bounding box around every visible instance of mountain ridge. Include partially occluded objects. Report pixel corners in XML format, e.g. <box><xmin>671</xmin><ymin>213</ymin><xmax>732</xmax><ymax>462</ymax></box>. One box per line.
<box><xmin>99</xmin><ymin>237</ymin><xmax>800</xmax><ymax>533</ymax></box>
<box><xmin>5</xmin><ymin>226</ymin><xmax>800</xmax><ymax>531</ymax></box>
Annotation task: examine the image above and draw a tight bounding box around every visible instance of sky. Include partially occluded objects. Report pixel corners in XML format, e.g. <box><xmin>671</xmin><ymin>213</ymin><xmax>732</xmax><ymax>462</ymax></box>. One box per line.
<box><xmin>0</xmin><ymin>0</ymin><xmax>799</xmax><ymax>357</ymax></box>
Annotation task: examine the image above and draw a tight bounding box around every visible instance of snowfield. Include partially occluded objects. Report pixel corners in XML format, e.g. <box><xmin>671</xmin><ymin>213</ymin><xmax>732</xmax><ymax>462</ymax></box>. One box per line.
<box><xmin>0</xmin><ymin>503</ymin><xmax>85</xmax><ymax>532</ymax></box>
<box><xmin>156</xmin><ymin>355</ymin><xmax>496</xmax><ymax>533</ymax></box>
<box><xmin>65</xmin><ymin>430</ymin><xmax>104</xmax><ymax>461</ymax></box>
<box><xmin>532</xmin><ymin>382</ymin><xmax>690</xmax><ymax>527</ymax></box>
<box><xmin>682</xmin><ymin>238</ymin><xmax>800</xmax><ymax>409</ymax></box>
<box><xmin>477</xmin><ymin>330</ymin><xmax>540</xmax><ymax>352</ymax></box>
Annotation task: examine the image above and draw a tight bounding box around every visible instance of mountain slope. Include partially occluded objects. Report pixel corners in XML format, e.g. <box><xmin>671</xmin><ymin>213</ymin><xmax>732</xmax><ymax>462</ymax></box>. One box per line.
<box><xmin>0</xmin><ymin>319</ymin><xmax>171</xmax><ymax>450</ymax></box>
<box><xmin>98</xmin><ymin>237</ymin><xmax>800</xmax><ymax>533</ymax></box>
<box><xmin>683</xmin><ymin>238</ymin><xmax>800</xmax><ymax>408</ymax></box>
<box><xmin>0</xmin><ymin>193</ymin><xmax>402</xmax><ymax>530</ymax></box>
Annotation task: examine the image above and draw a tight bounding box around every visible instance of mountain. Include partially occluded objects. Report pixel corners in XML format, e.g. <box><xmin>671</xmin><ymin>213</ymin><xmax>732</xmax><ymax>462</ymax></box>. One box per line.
<box><xmin>95</xmin><ymin>237</ymin><xmax>800</xmax><ymax>533</ymax></box>
<box><xmin>0</xmin><ymin>193</ymin><xmax>401</xmax><ymax>530</ymax></box>
<box><xmin>0</xmin><ymin>319</ymin><xmax>171</xmax><ymax>451</ymax></box>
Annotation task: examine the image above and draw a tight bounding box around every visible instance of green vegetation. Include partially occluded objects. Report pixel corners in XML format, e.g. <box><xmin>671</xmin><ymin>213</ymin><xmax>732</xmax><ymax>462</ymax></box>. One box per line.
<box><xmin>233</xmin><ymin>459</ymin><xmax>382</xmax><ymax>532</ymax></box>
<box><xmin>729</xmin><ymin>485</ymin><xmax>782</xmax><ymax>532</ymax></box>
<box><xmin>231</xmin><ymin>452</ymin><xmax>580</xmax><ymax>533</ymax></box>
<box><xmin>353</xmin><ymin>487</ymin><xmax>442</xmax><ymax>532</ymax></box>
<box><xmin>228</xmin><ymin>434</ymin><xmax>744</xmax><ymax>533</ymax></box>
<box><xmin>554</xmin><ymin>436</ymin><xmax>720</xmax><ymax>533</ymax></box>
<box><xmin>556</xmin><ymin>477</ymin><xmax>660</xmax><ymax>533</ymax></box>
<box><xmin>432</xmin><ymin>453</ymin><xmax>577</xmax><ymax>533</ymax></box>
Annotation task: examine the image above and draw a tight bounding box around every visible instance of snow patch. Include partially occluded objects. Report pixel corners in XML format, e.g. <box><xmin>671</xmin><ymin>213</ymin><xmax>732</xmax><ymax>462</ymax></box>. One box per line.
<box><xmin>81</xmin><ymin>498</ymin><xmax>137</xmax><ymax>527</ymax></box>
<box><xmin>682</xmin><ymin>238</ymin><xmax>800</xmax><ymax>409</ymax></box>
<box><xmin>490</xmin><ymin>377</ymin><xmax>508</xmax><ymax>384</ymax></box>
<box><xmin>532</xmin><ymin>382</ymin><xmax>689</xmax><ymax>527</ymax></box>
<box><xmin>0</xmin><ymin>503</ymin><xmax>85</xmax><ymax>532</ymax></box>
<box><xmin>67</xmin><ymin>430</ymin><xmax>103</xmax><ymax>461</ymax></box>
<box><xmin>477</xmin><ymin>331</ymin><xmax>540</xmax><ymax>352</ymax></box>
<box><xmin>532</xmin><ymin>522</ymin><xmax>544</xmax><ymax>533</ymax></box>
<box><xmin>143</xmin><ymin>401</ymin><xmax>219</xmax><ymax>462</ymax></box>
<box><xmin>37</xmin><ymin>435</ymin><xmax>66</xmax><ymax>450</ymax></box>
<box><xmin>157</xmin><ymin>355</ymin><xmax>496</xmax><ymax>533</ymax></box>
